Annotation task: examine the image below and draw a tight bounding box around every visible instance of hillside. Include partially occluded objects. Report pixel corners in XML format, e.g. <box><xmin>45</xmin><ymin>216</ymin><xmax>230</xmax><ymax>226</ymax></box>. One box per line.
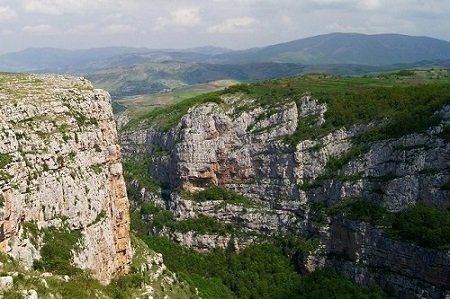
<box><xmin>0</xmin><ymin>74</ymin><xmax>196</xmax><ymax>298</ymax></box>
<box><xmin>213</xmin><ymin>33</ymin><xmax>450</xmax><ymax>65</ymax></box>
<box><xmin>1</xmin><ymin>33</ymin><xmax>449</xmax><ymax>74</ymax></box>
<box><xmin>121</xmin><ymin>69</ymin><xmax>450</xmax><ymax>298</ymax></box>
<box><xmin>85</xmin><ymin>61</ymin><xmax>310</xmax><ymax>98</ymax></box>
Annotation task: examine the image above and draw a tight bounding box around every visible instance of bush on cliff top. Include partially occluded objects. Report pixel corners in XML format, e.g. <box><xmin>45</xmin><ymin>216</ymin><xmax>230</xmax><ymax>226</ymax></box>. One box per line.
<box><xmin>125</xmin><ymin>70</ymin><xmax>450</xmax><ymax>143</ymax></box>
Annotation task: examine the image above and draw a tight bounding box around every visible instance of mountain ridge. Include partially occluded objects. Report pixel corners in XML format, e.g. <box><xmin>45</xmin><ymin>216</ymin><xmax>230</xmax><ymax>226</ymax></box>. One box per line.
<box><xmin>1</xmin><ymin>32</ymin><xmax>449</xmax><ymax>72</ymax></box>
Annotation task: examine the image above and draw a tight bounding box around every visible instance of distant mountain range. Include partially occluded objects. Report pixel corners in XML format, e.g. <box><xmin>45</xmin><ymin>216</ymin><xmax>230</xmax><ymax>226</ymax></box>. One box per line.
<box><xmin>1</xmin><ymin>33</ymin><xmax>449</xmax><ymax>73</ymax></box>
<box><xmin>211</xmin><ymin>33</ymin><xmax>450</xmax><ymax>65</ymax></box>
<box><xmin>1</xmin><ymin>33</ymin><xmax>449</xmax><ymax>98</ymax></box>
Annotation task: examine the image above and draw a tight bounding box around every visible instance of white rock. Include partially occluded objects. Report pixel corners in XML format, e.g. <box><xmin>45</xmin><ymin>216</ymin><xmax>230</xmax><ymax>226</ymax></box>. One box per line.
<box><xmin>26</xmin><ymin>289</ymin><xmax>38</xmax><ymax>299</ymax></box>
<box><xmin>0</xmin><ymin>276</ymin><xmax>13</xmax><ymax>288</ymax></box>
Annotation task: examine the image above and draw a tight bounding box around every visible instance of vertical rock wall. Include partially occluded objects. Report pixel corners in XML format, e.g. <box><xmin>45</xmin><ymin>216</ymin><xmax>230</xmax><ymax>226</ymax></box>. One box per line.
<box><xmin>0</xmin><ymin>74</ymin><xmax>131</xmax><ymax>283</ymax></box>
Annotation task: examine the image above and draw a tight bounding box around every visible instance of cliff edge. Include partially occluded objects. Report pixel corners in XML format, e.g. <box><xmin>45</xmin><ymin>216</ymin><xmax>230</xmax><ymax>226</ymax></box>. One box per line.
<box><xmin>0</xmin><ymin>73</ymin><xmax>131</xmax><ymax>283</ymax></box>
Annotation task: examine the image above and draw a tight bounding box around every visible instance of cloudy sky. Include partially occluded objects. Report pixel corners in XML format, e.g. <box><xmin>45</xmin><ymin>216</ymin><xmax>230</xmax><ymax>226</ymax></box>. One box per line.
<box><xmin>0</xmin><ymin>0</ymin><xmax>449</xmax><ymax>54</ymax></box>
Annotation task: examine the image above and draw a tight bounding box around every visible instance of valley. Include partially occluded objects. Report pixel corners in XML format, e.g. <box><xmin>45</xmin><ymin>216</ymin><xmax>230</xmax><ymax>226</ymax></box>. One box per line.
<box><xmin>0</xmin><ymin>32</ymin><xmax>449</xmax><ymax>299</ymax></box>
<box><xmin>120</xmin><ymin>69</ymin><xmax>450</xmax><ymax>298</ymax></box>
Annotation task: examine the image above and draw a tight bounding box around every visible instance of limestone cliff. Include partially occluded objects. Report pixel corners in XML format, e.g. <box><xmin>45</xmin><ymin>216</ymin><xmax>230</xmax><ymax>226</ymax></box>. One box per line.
<box><xmin>0</xmin><ymin>74</ymin><xmax>131</xmax><ymax>283</ymax></box>
<box><xmin>122</xmin><ymin>91</ymin><xmax>449</xmax><ymax>298</ymax></box>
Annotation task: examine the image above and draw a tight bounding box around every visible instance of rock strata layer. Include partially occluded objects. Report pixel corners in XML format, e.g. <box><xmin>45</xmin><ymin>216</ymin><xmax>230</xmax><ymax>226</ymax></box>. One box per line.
<box><xmin>0</xmin><ymin>74</ymin><xmax>131</xmax><ymax>283</ymax></box>
<box><xmin>122</xmin><ymin>93</ymin><xmax>449</xmax><ymax>297</ymax></box>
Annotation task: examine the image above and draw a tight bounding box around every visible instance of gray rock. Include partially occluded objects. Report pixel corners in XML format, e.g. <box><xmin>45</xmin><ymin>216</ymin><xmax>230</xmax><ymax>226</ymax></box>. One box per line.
<box><xmin>122</xmin><ymin>92</ymin><xmax>450</xmax><ymax>298</ymax></box>
<box><xmin>0</xmin><ymin>275</ymin><xmax>13</xmax><ymax>288</ymax></box>
<box><xmin>0</xmin><ymin>74</ymin><xmax>131</xmax><ymax>283</ymax></box>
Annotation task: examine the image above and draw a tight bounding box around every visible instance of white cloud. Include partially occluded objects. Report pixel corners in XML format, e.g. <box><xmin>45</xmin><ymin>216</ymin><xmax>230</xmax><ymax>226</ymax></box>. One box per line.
<box><xmin>22</xmin><ymin>24</ymin><xmax>58</xmax><ymax>34</ymax></box>
<box><xmin>23</xmin><ymin>1</ymin><xmax>61</xmax><ymax>15</ymax></box>
<box><xmin>207</xmin><ymin>17</ymin><xmax>257</xmax><ymax>33</ymax></box>
<box><xmin>103</xmin><ymin>24</ymin><xmax>136</xmax><ymax>34</ymax></box>
<box><xmin>280</xmin><ymin>15</ymin><xmax>293</xmax><ymax>25</ymax></box>
<box><xmin>67</xmin><ymin>23</ymin><xmax>96</xmax><ymax>34</ymax></box>
<box><xmin>153</xmin><ymin>8</ymin><xmax>200</xmax><ymax>31</ymax></box>
<box><xmin>0</xmin><ymin>6</ymin><xmax>17</xmax><ymax>20</ymax></box>
<box><xmin>22</xmin><ymin>0</ymin><xmax>110</xmax><ymax>15</ymax></box>
<box><xmin>171</xmin><ymin>8</ymin><xmax>200</xmax><ymax>26</ymax></box>
<box><xmin>0</xmin><ymin>0</ymin><xmax>448</xmax><ymax>53</ymax></box>
<box><xmin>0</xmin><ymin>29</ymin><xmax>14</xmax><ymax>35</ymax></box>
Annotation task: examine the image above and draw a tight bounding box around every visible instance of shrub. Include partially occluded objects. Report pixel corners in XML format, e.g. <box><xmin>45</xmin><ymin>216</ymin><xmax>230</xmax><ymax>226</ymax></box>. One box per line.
<box><xmin>123</xmin><ymin>158</ymin><xmax>161</xmax><ymax>196</ymax></box>
<box><xmin>441</xmin><ymin>177</ymin><xmax>450</xmax><ymax>191</ymax></box>
<box><xmin>324</xmin><ymin>146</ymin><xmax>369</xmax><ymax>173</ymax></box>
<box><xmin>392</xmin><ymin>203</ymin><xmax>450</xmax><ymax>250</ymax></box>
<box><xmin>327</xmin><ymin>198</ymin><xmax>391</xmax><ymax>226</ymax></box>
<box><xmin>185</xmin><ymin>186</ymin><xmax>261</xmax><ymax>208</ymax></box>
<box><xmin>293</xmin><ymin>268</ymin><xmax>388</xmax><ymax>299</ymax></box>
<box><xmin>139</xmin><ymin>235</ymin><xmax>388</xmax><ymax>299</ymax></box>
<box><xmin>33</xmin><ymin>227</ymin><xmax>82</xmax><ymax>275</ymax></box>
<box><xmin>441</xmin><ymin>125</ymin><xmax>450</xmax><ymax>142</ymax></box>
<box><xmin>0</xmin><ymin>153</ymin><xmax>12</xmax><ymax>169</ymax></box>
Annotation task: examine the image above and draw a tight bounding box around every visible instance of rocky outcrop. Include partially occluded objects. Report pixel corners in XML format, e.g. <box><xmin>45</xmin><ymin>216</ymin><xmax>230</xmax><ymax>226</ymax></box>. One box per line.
<box><xmin>122</xmin><ymin>96</ymin><xmax>448</xmax><ymax>211</ymax></box>
<box><xmin>153</xmin><ymin>226</ymin><xmax>255</xmax><ymax>251</ymax></box>
<box><xmin>326</xmin><ymin>217</ymin><xmax>450</xmax><ymax>299</ymax></box>
<box><xmin>121</xmin><ymin>93</ymin><xmax>449</xmax><ymax>297</ymax></box>
<box><xmin>0</xmin><ymin>74</ymin><xmax>131</xmax><ymax>283</ymax></box>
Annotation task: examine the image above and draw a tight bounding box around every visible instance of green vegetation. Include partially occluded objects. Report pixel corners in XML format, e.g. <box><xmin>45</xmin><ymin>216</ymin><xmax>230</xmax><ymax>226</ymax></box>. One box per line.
<box><xmin>137</xmin><ymin>234</ymin><xmax>388</xmax><ymax>299</ymax></box>
<box><xmin>113</xmin><ymin>80</ymin><xmax>239</xmax><ymax>123</ymax></box>
<box><xmin>441</xmin><ymin>177</ymin><xmax>450</xmax><ymax>190</ymax></box>
<box><xmin>139</xmin><ymin>201</ymin><xmax>243</xmax><ymax>236</ymax></box>
<box><xmin>0</xmin><ymin>153</ymin><xmax>13</xmax><ymax>180</ymax></box>
<box><xmin>320</xmin><ymin>198</ymin><xmax>450</xmax><ymax>250</ymax></box>
<box><xmin>391</xmin><ymin>203</ymin><xmax>450</xmax><ymax>250</ymax></box>
<box><xmin>0</xmin><ymin>153</ymin><xmax>12</xmax><ymax>169</ymax></box>
<box><xmin>122</xmin><ymin>158</ymin><xmax>161</xmax><ymax>195</ymax></box>
<box><xmin>183</xmin><ymin>185</ymin><xmax>264</xmax><ymax>208</ymax></box>
<box><xmin>111</xmin><ymin>101</ymin><xmax>127</xmax><ymax>114</ymax></box>
<box><xmin>325</xmin><ymin>146</ymin><xmax>369</xmax><ymax>173</ymax></box>
<box><xmin>33</xmin><ymin>227</ymin><xmax>82</xmax><ymax>276</ymax></box>
<box><xmin>307</xmin><ymin>200</ymin><xmax>329</xmax><ymax>224</ymax></box>
<box><xmin>328</xmin><ymin>198</ymin><xmax>392</xmax><ymax>226</ymax></box>
<box><xmin>130</xmin><ymin>188</ymin><xmax>388</xmax><ymax>298</ymax></box>
<box><xmin>284</xmin><ymin>115</ymin><xmax>329</xmax><ymax>146</ymax></box>
<box><xmin>1</xmin><ymin>245</ymin><xmax>193</xmax><ymax>299</ymax></box>
<box><xmin>297</xmin><ymin>179</ymin><xmax>322</xmax><ymax>191</ymax></box>
<box><xmin>124</xmin><ymin>90</ymin><xmax>223</xmax><ymax>131</ymax></box>
<box><xmin>292</xmin><ymin>268</ymin><xmax>388</xmax><ymax>299</ymax></box>
<box><xmin>88</xmin><ymin>210</ymin><xmax>107</xmax><ymax>226</ymax></box>
<box><xmin>441</xmin><ymin>125</ymin><xmax>450</xmax><ymax>142</ymax></box>
<box><xmin>276</xmin><ymin>234</ymin><xmax>321</xmax><ymax>256</ymax></box>
<box><xmin>127</xmin><ymin>70</ymin><xmax>450</xmax><ymax>146</ymax></box>
<box><xmin>89</xmin><ymin>163</ymin><xmax>103</xmax><ymax>175</ymax></box>
<box><xmin>22</xmin><ymin>221</ymin><xmax>40</xmax><ymax>245</ymax></box>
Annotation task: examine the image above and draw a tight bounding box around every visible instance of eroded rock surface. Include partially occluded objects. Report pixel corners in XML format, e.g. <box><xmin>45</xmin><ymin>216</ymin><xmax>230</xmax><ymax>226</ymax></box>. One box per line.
<box><xmin>0</xmin><ymin>74</ymin><xmax>131</xmax><ymax>283</ymax></box>
<box><xmin>122</xmin><ymin>94</ymin><xmax>449</xmax><ymax>297</ymax></box>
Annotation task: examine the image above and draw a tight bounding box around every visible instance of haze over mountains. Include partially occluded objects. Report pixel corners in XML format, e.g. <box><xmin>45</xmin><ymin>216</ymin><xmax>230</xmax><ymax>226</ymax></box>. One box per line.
<box><xmin>1</xmin><ymin>32</ymin><xmax>449</xmax><ymax>98</ymax></box>
<box><xmin>1</xmin><ymin>33</ymin><xmax>449</xmax><ymax>73</ymax></box>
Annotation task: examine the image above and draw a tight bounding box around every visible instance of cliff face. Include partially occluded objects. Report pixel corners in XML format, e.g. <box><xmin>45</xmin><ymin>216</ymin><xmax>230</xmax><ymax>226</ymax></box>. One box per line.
<box><xmin>122</xmin><ymin>95</ymin><xmax>449</xmax><ymax>210</ymax></box>
<box><xmin>121</xmin><ymin>93</ymin><xmax>449</xmax><ymax>297</ymax></box>
<box><xmin>0</xmin><ymin>74</ymin><xmax>131</xmax><ymax>283</ymax></box>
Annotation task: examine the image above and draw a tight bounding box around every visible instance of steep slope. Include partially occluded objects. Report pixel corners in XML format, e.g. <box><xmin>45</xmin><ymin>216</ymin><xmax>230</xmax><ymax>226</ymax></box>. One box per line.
<box><xmin>0</xmin><ymin>73</ymin><xmax>131</xmax><ymax>283</ymax></box>
<box><xmin>121</xmin><ymin>70</ymin><xmax>450</xmax><ymax>298</ymax></box>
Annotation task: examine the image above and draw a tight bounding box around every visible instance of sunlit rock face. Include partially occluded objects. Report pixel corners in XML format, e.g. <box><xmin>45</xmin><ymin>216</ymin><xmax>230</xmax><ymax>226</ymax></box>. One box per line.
<box><xmin>0</xmin><ymin>74</ymin><xmax>131</xmax><ymax>283</ymax></box>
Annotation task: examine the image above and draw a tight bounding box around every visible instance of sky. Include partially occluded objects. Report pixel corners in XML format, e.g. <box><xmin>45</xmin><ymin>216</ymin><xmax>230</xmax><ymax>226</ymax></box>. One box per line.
<box><xmin>0</xmin><ymin>0</ymin><xmax>449</xmax><ymax>54</ymax></box>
